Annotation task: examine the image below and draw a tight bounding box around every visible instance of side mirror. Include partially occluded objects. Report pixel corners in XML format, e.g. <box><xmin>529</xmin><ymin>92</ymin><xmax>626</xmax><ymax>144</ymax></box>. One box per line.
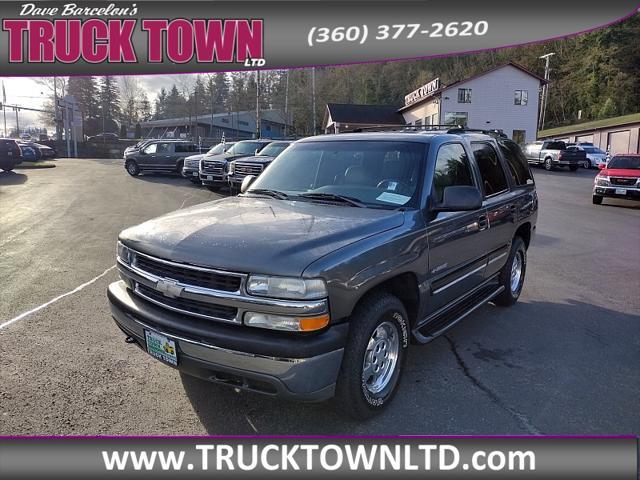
<box><xmin>255</xmin><ymin>148</ymin><xmax>260</xmax><ymax>155</ymax></box>
<box><xmin>240</xmin><ymin>175</ymin><xmax>256</xmax><ymax>194</ymax></box>
<box><xmin>433</xmin><ymin>186</ymin><xmax>483</xmax><ymax>212</ymax></box>
<box><xmin>598</xmin><ymin>163</ymin><xmax>606</xmax><ymax>170</ymax></box>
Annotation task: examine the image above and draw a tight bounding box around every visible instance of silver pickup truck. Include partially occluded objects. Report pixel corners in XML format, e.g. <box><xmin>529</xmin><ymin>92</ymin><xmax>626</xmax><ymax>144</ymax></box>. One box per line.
<box><xmin>523</xmin><ymin>140</ymin><xmax>586</xmax><ymax>171</ymax></box>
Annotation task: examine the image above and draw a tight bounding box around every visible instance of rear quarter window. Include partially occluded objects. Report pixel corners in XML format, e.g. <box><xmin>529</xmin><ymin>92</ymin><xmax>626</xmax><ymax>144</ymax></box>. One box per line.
<box><xmin>499</xmin><ymin>140</ymin><xmax>534</xmax><ymax>187</ymax></box>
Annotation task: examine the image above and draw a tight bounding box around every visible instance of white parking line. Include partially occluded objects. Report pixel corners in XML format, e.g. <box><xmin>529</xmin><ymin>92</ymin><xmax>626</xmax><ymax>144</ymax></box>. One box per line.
<box><xmin>0</xmin><ymin>265</ymin><xmax>117</xmax><ymax>331</ymax></box>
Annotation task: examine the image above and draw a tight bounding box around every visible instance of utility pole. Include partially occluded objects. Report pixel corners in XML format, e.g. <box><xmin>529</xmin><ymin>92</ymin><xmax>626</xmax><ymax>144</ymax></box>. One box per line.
<box><xmin>311</xmin><ymin>67</ymin><xmax>317</xmax><ymax>136</ymax></box>
<box><xmin>284</xmin><ymin>70</ymin><xmax>289</xmax><ymax>137</ymax></box>
<box><xmin>255</xmin><ymin>70</ymin><xmax>261</xmax><ymax>138</ymax></box>
<box><xmin>14</xmin><ymin>107</ymin><xmax>19</xmax><ymax>137</ymax></box>
<box><xmin>2</xmin><ymin>81</ymin><xmax>7</xmax><ymax>137</ymax></box>
<box><xmin>53</xmin><ymin>77</ymin><xmax>61</xmax><ymax>141</ymax></box>
<box><xmin>538</xmin><ymin>52</ymin><xmax>555</xmax><ymax>131</ymax></box>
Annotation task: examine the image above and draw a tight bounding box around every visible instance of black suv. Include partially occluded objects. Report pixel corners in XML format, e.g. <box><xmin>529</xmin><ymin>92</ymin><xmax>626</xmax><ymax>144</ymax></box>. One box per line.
<box><xmin>124</xmin><ymin>140</ymin><xmax>200</xmax><ymax>176</ymax></box>
<box><xmin>1</xmin><ymin>139</ymin><xmax>22</xmax><ymax>171</ymax></box>
<box><xmin>109</xmin><ymin>129</ymin><xmax>537</xmax><ymax>419</ymax></box>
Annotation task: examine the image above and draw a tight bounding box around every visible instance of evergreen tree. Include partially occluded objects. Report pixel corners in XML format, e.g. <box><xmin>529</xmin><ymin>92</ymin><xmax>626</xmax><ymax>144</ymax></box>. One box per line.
<box><xmin>98</xmin><ymin>76</ymin><xmax>121</xmax><ymax>132</ymax></box>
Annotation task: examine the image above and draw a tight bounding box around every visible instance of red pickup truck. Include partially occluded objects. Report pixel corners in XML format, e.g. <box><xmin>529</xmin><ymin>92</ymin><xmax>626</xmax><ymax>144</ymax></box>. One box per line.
<box><xmin>593</xmin><ymin>154</ymin><xmax>640</xmax><ymax>205</ymax></box>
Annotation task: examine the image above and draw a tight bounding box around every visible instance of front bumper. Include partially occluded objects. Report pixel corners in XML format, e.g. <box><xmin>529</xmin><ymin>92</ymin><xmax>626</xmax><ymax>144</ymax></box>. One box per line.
<box><xmin>200</xmin><ymin>173</ymin><xmax>227</xmax><ymax>185</ymax></box>
<box><xmin>108</xmin><ymin>280</ymin><xmax>346</xmax><ymax>401</ymax></box>
<box><xmin>182</xmin><ymin>166</ymin><xmax>200</xmax><ymax>179</ymax></box>
<box><xmin>593</xmin><ymin>185</ymin><xmax>640</xmax><ymax>201</ymax></box>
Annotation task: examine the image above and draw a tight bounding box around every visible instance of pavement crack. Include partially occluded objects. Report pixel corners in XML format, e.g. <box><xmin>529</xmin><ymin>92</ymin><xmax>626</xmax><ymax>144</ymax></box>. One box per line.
<box><xmin>444</xmin><ymin>335</ymin><xmax>543</xmax><ymax>435</ymax></box>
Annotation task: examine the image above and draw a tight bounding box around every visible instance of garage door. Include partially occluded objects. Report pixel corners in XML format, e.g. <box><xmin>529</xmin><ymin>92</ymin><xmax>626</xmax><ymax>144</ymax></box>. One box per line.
<box><xmin>576</xmin><ymin>134</ymin><xmax>594</xmax><ymax>144</ymax></box>
<box><xmin>607</xmin><ymin>130</ymin><xmax>630</xmax><ymax>155</ymax></box>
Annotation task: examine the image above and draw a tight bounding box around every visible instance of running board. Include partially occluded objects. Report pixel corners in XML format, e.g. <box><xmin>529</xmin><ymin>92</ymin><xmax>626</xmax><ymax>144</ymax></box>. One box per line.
<box><xmin>412</xmin><ymin>281</ymin><xmax>504</xmax><ymax>344</ymax></box>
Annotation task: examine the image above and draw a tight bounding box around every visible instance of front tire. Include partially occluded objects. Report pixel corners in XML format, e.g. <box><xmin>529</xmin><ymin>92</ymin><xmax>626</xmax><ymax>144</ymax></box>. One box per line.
<box><xmin>125</xmin><ymin>160</ymin><xmax>140</xmax><ymax>176</ymax></box>
<box><xmin>592</xmin><ymin>195</ymin><xmax>603</xmax><ymax>205</ymax></box>
<box><xmin>583</xmin><ymin>160</ymin><xmax>591</xmax><ymax>169</ymax></box>
<box><xmin>176</xmin><ymin>160</ymin><xmax>184</xmax><ymax>176</ymax></box>
<box><xmin>494</xmin><ymin>237</ymin><xmax>527</xmax><ymax>307</ymax></box>
<box><xmin>335</xmin><ymin>292</ymin><xmax>409</xmax><ymax>420</ymax></box>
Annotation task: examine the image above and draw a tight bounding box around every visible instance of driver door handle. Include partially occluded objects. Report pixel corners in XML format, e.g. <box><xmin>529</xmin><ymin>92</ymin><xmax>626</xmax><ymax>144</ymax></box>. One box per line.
<box><xmin>478</xmin><ymin>214</ymin><xmax>489</xmax><ymax>231</ymax></box>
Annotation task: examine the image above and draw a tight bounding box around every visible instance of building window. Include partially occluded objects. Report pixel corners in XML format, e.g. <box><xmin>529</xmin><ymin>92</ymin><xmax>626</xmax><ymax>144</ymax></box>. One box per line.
<box><xmin>457</xmin><ymin>88</ymin><xmax>472</xmax><ymax>103</ymax></box>
<box><xmin>512</xmin><ymin>130</ymin><xmax>526</xmax><ymax>145</ymax></box>
<box><xmin>514</xmin><ymin>90</ymin><xmax>528</xmax><ymax>106</ymax></box>
<box><xmin>239</xmin><ymin>120</ymin><xmax>249</xmax><ymax>126</ymax></box>
<box><xmin>221</xmin><ymin>118</ymin><xmax>229</xmax><ymax>124</ymax></box>
<box><xmin>415</xmin><ymin>119</ymin><xmax>422</xmax><ymax>127</ymax></box>
<box><xmin>444</xmin><ymin>112</ymin><xmax>468</xmax><ymax>127</ymax></box>
<box><xmin>431</xmin><ymin>113</ymin><xmax>438</xmax><ymax>126</ymax></box>
<box><xmin>425</xmin><ymin>116</ymin><xmax>431</xmax><ymax>126</ymax></box>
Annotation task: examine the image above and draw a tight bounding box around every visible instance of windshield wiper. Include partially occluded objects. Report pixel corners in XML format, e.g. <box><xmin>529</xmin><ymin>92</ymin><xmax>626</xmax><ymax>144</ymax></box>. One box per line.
<box><xmin>299</xmin><ymin>193</ymin><xmax>367</xmax><ymax>208</ymax></box>
<box><xmin>246</xmin><ymin>188</ymin><xmax>289</xmax><ymax>200</ymax></box>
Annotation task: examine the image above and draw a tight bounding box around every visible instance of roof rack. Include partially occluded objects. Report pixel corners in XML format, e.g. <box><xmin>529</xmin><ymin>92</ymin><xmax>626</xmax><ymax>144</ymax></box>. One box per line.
<box><xmin>346</xmin><ymin>124</ymin><xmax>507</xmax><ymax>138</ymax></box>
<box><xmin>349</xmin><ymin>124</ymin><xmax>462</xmax><ymax>133</ymax></box>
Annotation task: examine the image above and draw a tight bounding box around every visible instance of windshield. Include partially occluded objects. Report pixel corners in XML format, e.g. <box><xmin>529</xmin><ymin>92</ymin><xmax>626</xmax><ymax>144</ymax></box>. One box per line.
<box><xmin>249</xmin><ymin>141</ymin><xmax>427</xmax><ymax>208</ymax></box>
<box><xmin>207</xmin><ymin>143</ymin><xmax>226</xmax><ymax>155</ymax></box>
<box><xmin>229</xmin><ymin>141</ymin><xmax>266</xmax><ymax>155</ymax></box>
<box><xmin>583</xmin><ymin>147</ymin><xmax>604</xmax><ymax>154</ymax></box>
<box><xmin>258</xmin><ymin>142</ymin><xmax>290</xmax><ymax>157</ymax></box>
<box><xmin>608</xmin><ymin>156</ymin><xmax>640</xmax><ymax>169</ymax></box>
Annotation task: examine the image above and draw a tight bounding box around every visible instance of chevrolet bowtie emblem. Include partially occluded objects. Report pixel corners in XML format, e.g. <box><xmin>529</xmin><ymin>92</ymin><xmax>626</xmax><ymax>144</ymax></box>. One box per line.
<box><xmin>155</xmin><ymin>278</ymin><xmax>184</xmax><ymax>298</ymax></box>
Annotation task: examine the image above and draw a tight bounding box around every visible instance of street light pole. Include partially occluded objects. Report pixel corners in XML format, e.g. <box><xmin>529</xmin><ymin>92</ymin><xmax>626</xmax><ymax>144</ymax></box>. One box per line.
<box><xmin>538</xmin><ymin>52</ymin><xmax>555</xmax><ymax>131</ymax></box>
<box><xmin>311</xmin><ymin>67</ymin><xmax>316</xmax><ymax>135</ymax></box>
<box><xmin>255</xmin><ymin>70</ymin><xmax>261</xmax><ymax>138</ymax></box>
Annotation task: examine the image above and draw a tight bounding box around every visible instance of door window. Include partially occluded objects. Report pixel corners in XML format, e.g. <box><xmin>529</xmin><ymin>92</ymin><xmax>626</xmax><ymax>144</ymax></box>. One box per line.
<box><xmin>156</xmin><ymin>143</ymin><xmax>172</xmax><ymax>153</ymax></box>
<box><xmin>471</xmin><ymin>142</ymin><xmax>509</xmax><ymax>197</ymax></box>
<box><xmin>432</xmin><ymin>143</ymin><xmax>474</xmax><ymax>203</ymax></box>
<box><xmin>143</xmin><ymin>143</ymin><xmax>157</xmax><ymax>154</ymax></box>
<box><xmin>498</xmin><ymin>140</ymin><xmax>534</xmax><ymax>187</ymax></box>
<box><xmin>512</xmin><ymin>130</ymin><xmax>526</xmax><ymax>145</ymax></box>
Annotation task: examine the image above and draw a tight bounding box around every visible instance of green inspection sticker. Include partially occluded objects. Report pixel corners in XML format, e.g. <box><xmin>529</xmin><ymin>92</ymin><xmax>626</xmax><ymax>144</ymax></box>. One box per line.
<box><xmin>144</xmin><ymin>330</ymin><xmax>178</xmax><ymax>366</ymax></box>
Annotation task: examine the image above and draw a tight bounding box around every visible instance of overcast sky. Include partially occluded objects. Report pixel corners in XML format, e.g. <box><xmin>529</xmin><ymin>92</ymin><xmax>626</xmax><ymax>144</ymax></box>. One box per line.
<box><xmin>1</xmin><ymin>75</ymin><xmax>195</xmax><ymax>132</ymax></box>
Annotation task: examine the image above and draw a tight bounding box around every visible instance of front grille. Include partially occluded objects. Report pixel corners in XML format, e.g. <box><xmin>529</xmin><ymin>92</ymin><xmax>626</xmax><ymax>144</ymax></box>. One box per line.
<box><xmin>134</xmin><ymin>254</ymin><xmax>242</xmax><ymax>292</ymax></box>
<box><xmin>136</xmin><ymin>283</ymin><xmax>238</xmax><ymax>321</ymax></box>
<box><xmin>202</xmin><ymin>160</ymin><xmax>224</xmax><ymax>175</ymax></box>
<box><xmin>610</xmin><ymin>177</ymin><xmax>638</xmax><ymax>186</ymax></box>
<box><xmin>235</xmin><ymin>163</ymin><xmax>264</xmax><ymax>176</ymax></box>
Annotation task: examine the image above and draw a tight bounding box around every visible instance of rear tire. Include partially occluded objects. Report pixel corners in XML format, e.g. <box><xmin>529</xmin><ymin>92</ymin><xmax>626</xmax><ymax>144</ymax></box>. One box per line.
<box><xmin>592</xmin><ymin>195</ymin><xmax>603</xmax><ymax>205</ymax></box>
<box><xmin>494</xmin><ymin>237</ymin><xmax>527</xmax><ymax>307</ymax></box>
<box><xmin>335</xmin><ymin>291</ymin><xmax>409</xmax><ymax>420</ymax></box>
<box><xmin>176</xmin><ymin>160</ymin><xmax>184</xmax><ymax>176</ymax></box>
<box><xmin>544</xmin><ymin>158</ymin><xmax>553</xmax><ymax>171</ymax></box>
<box><xmin>125</xmin><ymin>160</ymin><xmax>140</xmax><ymax>176</ymax></box>
<box><xmin>583</xmin><ymin>160</ymin><xmax>591</xmax><ymax>169</ymax></box>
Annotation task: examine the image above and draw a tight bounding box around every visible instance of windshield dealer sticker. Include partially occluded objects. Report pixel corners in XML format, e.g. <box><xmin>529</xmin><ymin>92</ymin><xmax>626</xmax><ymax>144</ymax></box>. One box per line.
<box><xmin>377</xmin><ymin>192</ymin><xmax>411</xmax><ymax>205</ymax></box>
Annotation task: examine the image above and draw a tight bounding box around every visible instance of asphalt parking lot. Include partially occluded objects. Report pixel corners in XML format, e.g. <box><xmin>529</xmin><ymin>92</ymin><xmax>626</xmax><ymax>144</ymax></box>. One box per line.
<box><xmin>1</xmin><ymin>159</ymin><xmax>639</xmax><ymax>435</ymax></box>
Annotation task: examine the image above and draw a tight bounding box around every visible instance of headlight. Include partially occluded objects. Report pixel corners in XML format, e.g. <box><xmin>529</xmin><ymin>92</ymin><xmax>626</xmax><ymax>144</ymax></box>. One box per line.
<box><xmin>247</xmin><ymin>275</ymin><xmax>327</xmax><ymax>300</ymax></box>
<box><xmin>228</xmin><ymin>162</ymin><xmax>235</xmax><ymax>174</ymax></box>
<box><xmin>244</xmin><ymin>312</ymin><xmax>330</xmax><ymax>332</ymax></box>
<box><xmin>596</xmin><ymin>176</ymin><xmax>610</xmax><ymax>186</ymax></box>
<box><xmin>117</xmin><ymin>241</ymin><xmax>132</xmax><ymax>265</ymax></box>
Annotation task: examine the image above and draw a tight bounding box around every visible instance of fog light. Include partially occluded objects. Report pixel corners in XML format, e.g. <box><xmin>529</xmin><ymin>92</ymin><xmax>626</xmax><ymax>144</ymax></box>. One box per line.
<box><xmin>244</xmin><ymin>312</ymin><xmax>330</xmax><ymax>332</ymax></box>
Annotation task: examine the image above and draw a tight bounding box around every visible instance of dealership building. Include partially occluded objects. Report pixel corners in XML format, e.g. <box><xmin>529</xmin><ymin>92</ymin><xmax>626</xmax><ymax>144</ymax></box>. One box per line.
<box><xmin>538</xmin><ymin>112</ymin><xmax>640</xmax><ymax>155</ymax></box>
<box><xmin>325</xmin><ymin>62</ymin><xmax>546</xmax><ymax>144</ymax></box>
<box><xmin>139</xmin><ymin>109</ymin><xmax>291</xmax><ymax>141</ymax></box>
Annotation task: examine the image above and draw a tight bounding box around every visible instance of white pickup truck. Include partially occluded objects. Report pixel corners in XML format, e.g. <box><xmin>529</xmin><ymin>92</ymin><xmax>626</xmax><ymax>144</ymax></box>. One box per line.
<box><xmin>523</xmin><ymin>140</ymin><xmax>587</xmax><ymax>171</ymax></box>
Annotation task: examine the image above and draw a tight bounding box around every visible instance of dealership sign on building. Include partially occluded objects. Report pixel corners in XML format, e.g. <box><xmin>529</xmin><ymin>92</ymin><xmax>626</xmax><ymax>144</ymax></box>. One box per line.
<box><xmin>404</xmin><ymin>78</ymin><xmax>440</xmax><ymax>107</ymax></box>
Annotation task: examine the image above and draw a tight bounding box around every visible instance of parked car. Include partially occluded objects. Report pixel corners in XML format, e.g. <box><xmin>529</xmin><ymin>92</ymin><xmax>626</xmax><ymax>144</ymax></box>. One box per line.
<box><xmin>592</xmin><ymin>154</ymin><xmax>640</xmax><ymax>205</ymax></box>
<box><xmin>228</xmin><ymin>141</ymin><xmax>292</xmax><ymax>189</ymax></box>
<box><xmin>88</xmin><ymin>132</ymin><xmax>120</xmax><ymax>142</ymax></box>
<box><xmin>523</xmin><ymin>140</ymin><xmax>586</xmax><ymax>171</ymax></box>
<box><xmin>109</xmin><ymin>129</ymin><xmax>538</xmax><ymax>419</ymax></box>
<box><xmin>124</xmin><ymin>140</ymin><xmax>199</xmax><ymax>176</ymax></box>
<box><xmin>182</xmin><ymin>142</ymin><xmax>235</xmax><ymax>183</ymax></box>
<box><xmin>124</xmin><ymin>139</ymin><xmax>156</xmax><ymax>157</ymax></box>
<box><xmin>200</xmin><ymin>139</ymin><xmax>272</xmax><ymax>190</ymax></box>
<box><xmin>19</xmin><ymin>145</ymin><xmax>37</xmax><ymax>162</ymax></box>
<box><xmin>0</xmin><ymin>138</ymin><xmax>22</xmax><ymax>171</ymax></box>
<box><xmin>567</xmin><ymin>143</ymin><xmax>608</xmax><ymax>169</ymax></box>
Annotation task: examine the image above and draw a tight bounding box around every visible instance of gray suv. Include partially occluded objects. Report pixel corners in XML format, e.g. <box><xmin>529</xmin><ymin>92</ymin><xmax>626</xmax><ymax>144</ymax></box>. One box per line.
<box><xmin>109</xmin><ymin>129</ymin><xmax>537</xmax><ymax>419</ymax></box>
<box><xmin>124</xmin><ymin>140</ymin><xmax>199</xmax><ymax>176</ymax></box>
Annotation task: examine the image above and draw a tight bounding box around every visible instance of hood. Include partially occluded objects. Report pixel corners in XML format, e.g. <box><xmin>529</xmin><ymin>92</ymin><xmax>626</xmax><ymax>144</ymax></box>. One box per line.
<box><xmin>601</xmin><ymin>168</ymin><xmax>640</xmax><ymax>178</ymax></box>
<box><xmin>120</xmin><ymin>196</ymin><xmax>405</xmax><ymax>277</ymax></box>
<box><xmin>235</xmin><ymin>155</ymin><xmax>276</xmax><ymax>165</ymax></box>
<box><xmin>185</xmin><ymin>153</ymin><xmax>205</xmax><ymax>163</ymax></box>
